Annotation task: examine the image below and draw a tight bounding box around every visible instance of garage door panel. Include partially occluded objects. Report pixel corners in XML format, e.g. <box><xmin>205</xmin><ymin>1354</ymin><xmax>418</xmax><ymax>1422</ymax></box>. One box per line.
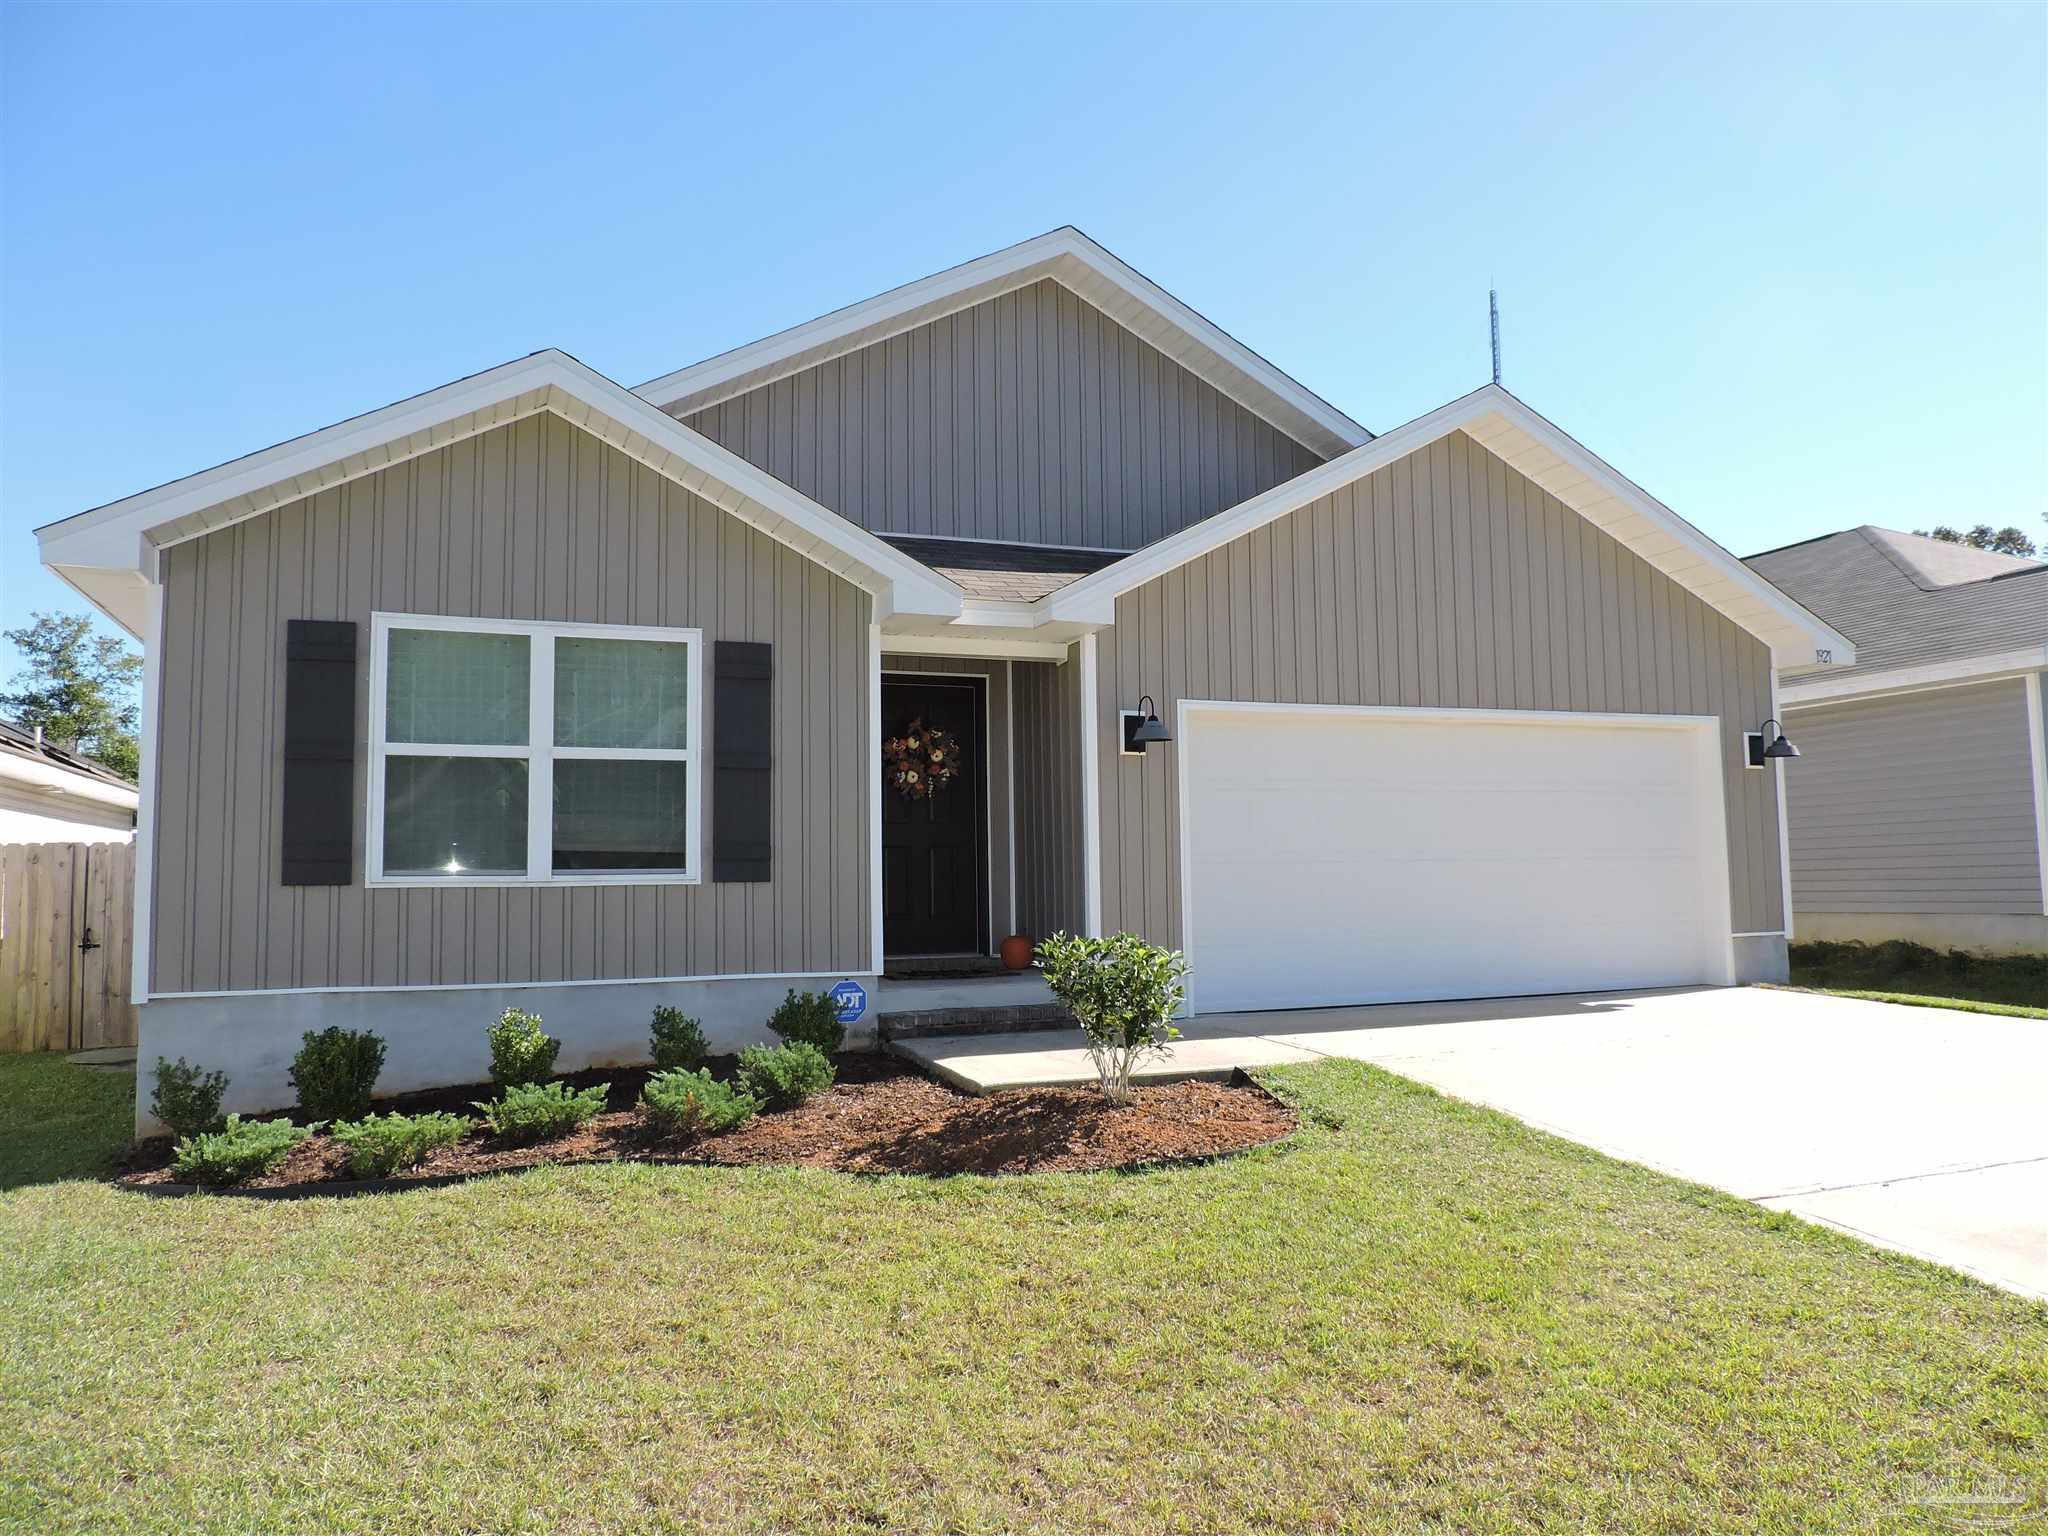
<box><xmin>1184</xmin><ymin>710</ymin><xmax>1729</xmax><ymax>1012</ymax></box>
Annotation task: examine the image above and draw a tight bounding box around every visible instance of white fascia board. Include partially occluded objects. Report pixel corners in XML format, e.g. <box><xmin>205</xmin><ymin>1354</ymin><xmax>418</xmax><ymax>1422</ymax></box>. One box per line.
<box><xmin>36</xmin><ymin>350</ymin><xmax>966</xmax><ymax>627</ymax></box>
<box><xmin>1041</xmin><ymin>383</ymin><xmax>1857</xmax><ymax>670</ymax></box>
<box><xmin>633</xmin><ymin>227</ymin><xmax>1372</xmax><ymax>460</ymax></box>
<box><xmin>0</xmin><ymin>752</ymin><xmax>140</xmax><ymax>811</ymax></box>
<box><xmin>1778</xmin><ymin>645</ymin><xmax>2048</xmax><ymax>709</ymax></box>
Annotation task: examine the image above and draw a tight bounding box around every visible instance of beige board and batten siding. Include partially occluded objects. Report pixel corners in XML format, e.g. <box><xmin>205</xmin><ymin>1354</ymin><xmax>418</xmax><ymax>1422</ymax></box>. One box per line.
<box><xmin>150</xmin><ymin>412</ymin><xmax>873</xmax><ymax>995</ymax></box>
<box><xmin>880</xmin><ymin>653</ymin><xmax>1014</xmax><ymax>944</ymax></box>
<box><xmin>1095</xmin><ymin>428</ymin><xmax>1786</xmax><ymax>949</ymax></box>
<box><xmin>1783</xmin><ymin>679</ymin><xmax>2044</xmax><ymax>916</ymax></box>
<box><xmin>1012</xmin><ymin>656</ymin><xmax>1086</xmax><ymax>941</ymax></box>
<box><xmin>680</xmin><ymin>277</ymin><xmax>1325</xmax><ymax>551</ymax></box>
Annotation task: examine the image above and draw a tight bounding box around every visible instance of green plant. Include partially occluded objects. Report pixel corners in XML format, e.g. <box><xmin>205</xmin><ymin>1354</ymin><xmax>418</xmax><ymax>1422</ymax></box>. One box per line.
<box><xmin>169</xmin><ymin>1116</ymin><xmax>310</xmax><ymax>1187</ymax></box>
<box><xmin>149</xmin><ymin>1057</ymin><xmax>228</xmax><ymax>1139</ymax></box>
<box><xmin>330</xmin><ymin>1112</ymin><xmax>475</xmax><ymax>1178</ymax></box>
<box><xmin>767</xmin><ymin>988</ymin><xmax>844</xmax><ymax>1055</ymax></box>
<box><xmin>1035</xmin><ymin>931</ymin><xmax>1187</xmax><ymax>1106</ymax></box>
<box><xmin>649</xmin><ymin>1007</ymin><xmax>710</xmax><ymax>1072</ymax></box>
<box><xmin>473</xmin><ymin>1081</ymin><xmax>608</xmax><ymax>1145</ymax></box>
<box><xmin>640</xmin><ymin>1069</ymin><xmax>758</xmax><ymax>1137</ymax></box>
<box><xmin>736</xmin><ymin>1041</ymin><xmax>834</xmax><ymax>1111</ymax></box>
<box><xmin>486</xmin><ymin>1008</ymin><xmax>560</xmax><ymax>1088</ymax></box>
<box><xmin>288</xmin><ymin>1027</ymin><xmax>387</xmax><ymax>1120</ymax></box>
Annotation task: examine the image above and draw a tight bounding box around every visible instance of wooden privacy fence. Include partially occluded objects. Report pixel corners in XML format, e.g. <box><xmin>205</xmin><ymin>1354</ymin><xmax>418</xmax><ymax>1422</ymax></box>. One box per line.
<box><xmin>0</xmin><ymin>842</ymin><xmax>137</xmax><ymax>1053</ymax></box>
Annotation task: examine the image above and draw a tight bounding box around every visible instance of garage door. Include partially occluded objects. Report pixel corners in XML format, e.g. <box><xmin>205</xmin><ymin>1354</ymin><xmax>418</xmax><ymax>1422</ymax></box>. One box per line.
<box><xmin>1181</xmin><ymin>707</ymin><xmax>1733</xmax><ymax>1012</ymax></box>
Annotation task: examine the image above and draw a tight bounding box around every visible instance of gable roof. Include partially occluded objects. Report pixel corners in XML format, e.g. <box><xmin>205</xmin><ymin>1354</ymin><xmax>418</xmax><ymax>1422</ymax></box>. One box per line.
<box><xmin>36</xmin><ymin>350</ymin><xmax>965</xmax><ymax>637</ymax></box>
<box><xmin>634</xmin><ymin>226</ymin><xmax>1372</xmax><ymax>461</ymax></box>
<box><xmin>878</xmin><ymin>535</ymin><xmax>1126</xmax><ymax>602</ymax></box>
<box><xmin>1747</xmin><ymin>526</ymin><xmax>2046</xmax><ymax>697</ymax></box>
<box><xmin>1041</xmin><ymin>383</ymin><xmax>1855</xmax><ymax>672</ymax></box>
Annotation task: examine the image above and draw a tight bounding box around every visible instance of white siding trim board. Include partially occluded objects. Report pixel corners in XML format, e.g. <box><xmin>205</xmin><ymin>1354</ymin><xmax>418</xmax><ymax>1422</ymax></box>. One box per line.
<box><xmin>2028</xmin><ymin>674</ymin><xmax>2048</xmax><ymax>917</ymax></box>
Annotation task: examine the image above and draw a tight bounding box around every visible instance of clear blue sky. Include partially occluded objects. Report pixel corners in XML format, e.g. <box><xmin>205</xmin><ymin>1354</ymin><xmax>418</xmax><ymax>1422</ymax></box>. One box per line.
<box><xmin>3</xmin><ymin>2</ymin><xmax>2043</xmax><ymax>677</ymax></box>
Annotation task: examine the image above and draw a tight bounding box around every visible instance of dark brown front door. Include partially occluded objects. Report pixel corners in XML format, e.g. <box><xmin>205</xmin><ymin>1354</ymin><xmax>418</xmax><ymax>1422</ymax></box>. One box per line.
<box><xmin>882</xmin><ymin>677</ymin><xmax>986</xmax><ymax>956</ymax></box>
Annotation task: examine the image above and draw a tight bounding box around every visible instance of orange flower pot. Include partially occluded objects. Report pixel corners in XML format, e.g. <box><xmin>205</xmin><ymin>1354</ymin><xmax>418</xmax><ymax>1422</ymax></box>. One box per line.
<box><xmin>1000</xmin><ymin>934</ymin><xmax>1034</xmax><ymax>971</ymax></box>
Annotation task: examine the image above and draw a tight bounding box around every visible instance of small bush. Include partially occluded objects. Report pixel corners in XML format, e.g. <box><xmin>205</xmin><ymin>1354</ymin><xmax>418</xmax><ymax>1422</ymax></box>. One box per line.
<box><xmin>1035</xmin><ymin>931</ymin><xmax>1187</xmax><ymax>1106</ymax></box>
<box><xmin>150</xmin><ymin>1057</ymin><xmax>228</xmax><ymax>1139</ymax></box>
<box><xmin>289</xmin><ymin>1027</ymin><xmax>387</xmax><ymax>1120</ymax></box>
<box><xmin>640</xmin><ymin>1068</ymin><xmax>758</xmax><ymax>1137</ymax></box>
<box><xmin>649</xmin><ymin>1006</ymin><xmax>710</xmax><ymax>1072</ymax></box>
<box><xmin>170</xmin><ymin>1116</ymin><xmax>309</xmax><ymax>1187</ymax></box>
<box><xmin>331</xmin><ymin>1111</ymin><xmax>474</xmax><ymax>1178</ymax></box>
<box><xmin>474</xmin><ymin>1081</ymin><xmax>608</xmax><ymax>1145</ymax></box>
<box><xmin>736</xmin><ymin>1041</ymin><xmax>834</xmax><ymax>1111</ymax></box>
<box><xmin>767</xmin><ymin>988</ymin><xmax>845</xmax><ymax>1055</ymax></box>
<box><xmin>487</xmin><ymin>1008</ymin><xmax>560</xmax><ymax>1088</ymax></box>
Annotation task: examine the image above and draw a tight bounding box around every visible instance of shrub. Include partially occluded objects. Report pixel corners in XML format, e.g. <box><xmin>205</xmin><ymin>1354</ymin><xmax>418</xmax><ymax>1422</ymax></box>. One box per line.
<box><xmin>1035</xmin><ymin>931</ymin><xmax>1187</xmax><ymax>1106</ymax></box>
<box><xmin>150</xmin><ymin>1057</ymin><xmax>228</xmax><ymax>1139</ymax></box>
<box><xmin>170</xmin><ymin>1116</ymin><xmax>310</xmax><ymax>1187</ymax></box>
<box><xmin>649</xmin><ymin>1006</ymin><xmax>710</xmax><ymax>1072</ymax></box>
<box><xmin>487</xmin><ymin>1008</ymin><xmax>560</xmax><ymax>1087</ymax></box>
<box><xmin>640</xmin><ymin>1068</ymin><xmax>758</xmax><ymax>1137</ymax></box>
<box><xmin>289</xmin><ymin>1027</ymin><xmax>387</xmax><ymax>1120</ymax></box>
<box><xmin>474</xmin><ymin>1081</ymin><xmax>608</xmax><ymax>1145</ymax></box>
<box><xmin>331</xmin><ymin>1111</ymin><xmax>474</xmax><ymax>1178</ymax></box>
<box><xmin>736</xmin><ymin>1041</ymin><xmax>834</xmax><ymax>1111</ymax></box>
<box><xmin>767</xmin><ymin>988</ymin><xmax>845</xmax><ymax>1056</ymax></box>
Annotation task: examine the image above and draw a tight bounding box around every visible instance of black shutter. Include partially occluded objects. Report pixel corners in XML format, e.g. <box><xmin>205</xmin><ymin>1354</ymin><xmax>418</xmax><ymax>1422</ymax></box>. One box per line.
<box><xmin>713</xmin><ymin>640</ymin><xmax>772</xmax><ymax>883</ymax></box>
<box><xmin>281</xmin><ymin>620</ymin><xmax>357</xmax><ymax>885</ymax></box>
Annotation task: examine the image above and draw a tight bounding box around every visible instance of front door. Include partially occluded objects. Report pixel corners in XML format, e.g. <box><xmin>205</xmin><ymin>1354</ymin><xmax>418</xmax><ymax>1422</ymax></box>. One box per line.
<box><xmin>881</xmin><ymin>677</ymin><xmax>986</xmax><ymax>956</ymax></box>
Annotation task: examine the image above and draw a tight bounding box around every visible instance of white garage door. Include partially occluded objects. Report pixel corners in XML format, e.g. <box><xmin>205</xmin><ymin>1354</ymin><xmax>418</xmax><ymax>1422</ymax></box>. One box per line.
<box><xmin>1182</xmin><ymin>707</ymin><xmax>1733</xmax><ymax>1013</ymax></box>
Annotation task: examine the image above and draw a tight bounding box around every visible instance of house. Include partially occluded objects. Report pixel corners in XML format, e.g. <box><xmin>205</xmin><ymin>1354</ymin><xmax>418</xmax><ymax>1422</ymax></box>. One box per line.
<box><xmin>35</xmin><ymin>228</ymin><xmax>1853</xmax><ymax>1123</ymax></box>
<box><xmin>0</xmin><ymin>718</ymin><xmax>137</xmax><ymax>843</ymax></box>
<box><xmin>1746</xmin><ymin>527</ymin><xmax>2047</xmax><ymax>955</ymax></box>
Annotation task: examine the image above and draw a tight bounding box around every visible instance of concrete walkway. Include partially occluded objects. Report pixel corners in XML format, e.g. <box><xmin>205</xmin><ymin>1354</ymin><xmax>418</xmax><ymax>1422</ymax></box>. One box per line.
<box><xmin>894</xmin><ymin>986</ymin><xmax>2048</xmax><ymax>1300</ymax></box>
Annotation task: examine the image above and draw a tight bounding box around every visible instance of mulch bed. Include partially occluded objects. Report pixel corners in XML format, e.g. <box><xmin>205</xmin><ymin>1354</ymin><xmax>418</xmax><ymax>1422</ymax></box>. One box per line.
<box><xmin>115</xmin><ymin>1054</ymin><xmax>1298</xmax><ymax>1195</ymax></box>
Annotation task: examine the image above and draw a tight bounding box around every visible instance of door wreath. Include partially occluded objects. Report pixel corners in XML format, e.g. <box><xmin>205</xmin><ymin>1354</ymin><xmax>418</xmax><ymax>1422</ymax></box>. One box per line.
<box><xmin>884</xmin><ymin>718</ymin><xmax>964</xmax><ymax>800</ymax></box>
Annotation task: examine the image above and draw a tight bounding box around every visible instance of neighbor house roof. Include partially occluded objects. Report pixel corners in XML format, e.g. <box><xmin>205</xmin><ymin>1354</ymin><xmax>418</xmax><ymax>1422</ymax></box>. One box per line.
<box><xmin>35</xmin><ymin>350</ymin><xmax>966</xmax><ymax>637</ymax></box>
<box><xmin>633</xmin><ymin>226</ymin><xmax>1372</xmax><ymax>460</ymax></box>
<box><xmin>1747</xmin><ymin>526</ymin><xmax>2046</xmax><ymax>702</ymax></box>
<box><xmin>0</xmin><ymin>718</ymin><xmax>139</xmax><ymax>813</ymax></box>
<box><xmin>1041</xmin><ymin>383</ymin><xmax>1856</xmax><ymax>672</ymax></box>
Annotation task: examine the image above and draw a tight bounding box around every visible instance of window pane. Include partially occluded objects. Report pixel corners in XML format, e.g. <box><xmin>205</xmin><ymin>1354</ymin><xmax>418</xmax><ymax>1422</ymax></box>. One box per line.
<box><xmin>387</xmin><ymin>629</ymin><xmax>529</xmax><ymax>746</ymax></box>
<box><xmin>384</xmin><ymin>757</ymin><xmax>528</xmax><ymax>875</ymax></box>
<box><xmin>552</xmin><ymin>760</ymin><xmax>690</xmax><ymax>871</ymax></box>
<box><xmin>554</xmin><ymin>638</ymin><xmax>690</xmax><ymax>750</ymax></box>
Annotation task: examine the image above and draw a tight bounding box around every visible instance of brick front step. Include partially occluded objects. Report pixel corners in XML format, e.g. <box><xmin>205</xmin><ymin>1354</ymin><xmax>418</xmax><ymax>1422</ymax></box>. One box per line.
<box><xmin>877</xmin><ymin>1002</ymin><xmax>1074</xmax><ymax>1042</ymax></box>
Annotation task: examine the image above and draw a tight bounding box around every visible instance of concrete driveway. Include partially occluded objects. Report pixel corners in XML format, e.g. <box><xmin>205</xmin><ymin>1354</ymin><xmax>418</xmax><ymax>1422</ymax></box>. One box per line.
<box><xmin>903</xmin><ymin>986</ymin><xmax>2048</xmax><ymax>1298</ymax></box>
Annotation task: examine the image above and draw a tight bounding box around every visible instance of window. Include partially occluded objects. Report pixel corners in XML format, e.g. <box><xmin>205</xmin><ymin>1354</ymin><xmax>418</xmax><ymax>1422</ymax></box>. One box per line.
<box><xmin>368</xmin><ymin>614</ymin><xmax>702</xmax><ymax>885</ymax></box>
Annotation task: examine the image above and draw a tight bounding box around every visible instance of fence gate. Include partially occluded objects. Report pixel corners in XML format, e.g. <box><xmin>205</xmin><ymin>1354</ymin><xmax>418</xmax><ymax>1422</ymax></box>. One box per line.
<box><xmin>0</xmin><ymin>842</ymin><xmax>137</xmax><ymax>1053</ymax></box>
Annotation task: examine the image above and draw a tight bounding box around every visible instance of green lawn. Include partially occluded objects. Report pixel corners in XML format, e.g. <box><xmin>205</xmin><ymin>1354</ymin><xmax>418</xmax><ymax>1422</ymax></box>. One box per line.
<box><xmin>0</xmin><ymin>1053</ymin><xmax>137</xmax><ymax>1192</ymax></box>
<box><xmin>1</xmin><ymin>1054</ymin><xmax>2042</xmax><ymax>1535</ymax></box>
<box><xmin>1788</xmin><ymin>939</ymin><xmax>2047</xmax><ymax>1019</ymax></box>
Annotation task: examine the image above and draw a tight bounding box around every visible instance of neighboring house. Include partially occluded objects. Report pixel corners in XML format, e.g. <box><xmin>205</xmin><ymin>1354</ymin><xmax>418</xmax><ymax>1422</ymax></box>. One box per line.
<box><xmin>1747</xmin><ymin>527</ymin><xmax>2048</xmax><ymax>955</ymax></box>
<box><xmin>0</xmin><ymin>718</ymin><xmax>137</xmax><ymax>843</ymax></box>
<box><xmin>36</xmin><ymin>227</ymin><xmax>1853</xmax><ymax>1122</ymax></box>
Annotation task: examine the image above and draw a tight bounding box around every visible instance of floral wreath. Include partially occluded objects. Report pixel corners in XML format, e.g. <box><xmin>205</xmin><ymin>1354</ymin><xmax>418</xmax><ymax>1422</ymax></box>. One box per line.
<box><xmin>883</xmin><ymin>717</ymin><xmax>963</xmax><ymax>800</ymax></box>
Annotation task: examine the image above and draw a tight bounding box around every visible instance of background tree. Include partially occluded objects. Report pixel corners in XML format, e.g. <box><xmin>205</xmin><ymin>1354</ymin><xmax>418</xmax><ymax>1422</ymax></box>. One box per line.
<box><xmin>1913</xmin><ymin>523</ymin><xmax>2038</xmax><ymax>558</ymax></box>
<box><xmin>1</xmin><ymin>612</ymin><xmax>143</xmax><ymax>779</ymax></box>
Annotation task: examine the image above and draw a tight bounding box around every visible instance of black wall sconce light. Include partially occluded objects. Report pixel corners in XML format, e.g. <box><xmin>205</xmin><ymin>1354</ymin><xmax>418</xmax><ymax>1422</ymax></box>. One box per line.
<box><xmin>1745</xmin><ymin>718</ymin><xmax>1800</xmax><ymax>768</ymax></box>
<box><xmin>1120</xmin><ymin>695</ymin><xmax>1173</xmax><ymax>755</ymax></box>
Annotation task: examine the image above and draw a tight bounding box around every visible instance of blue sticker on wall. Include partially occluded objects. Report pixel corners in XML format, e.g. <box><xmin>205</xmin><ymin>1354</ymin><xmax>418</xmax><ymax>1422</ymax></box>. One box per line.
<box><xmin>829</xmin><ymin>979</ymin><xmax>868</xmax><ymax>1023</ymax></box>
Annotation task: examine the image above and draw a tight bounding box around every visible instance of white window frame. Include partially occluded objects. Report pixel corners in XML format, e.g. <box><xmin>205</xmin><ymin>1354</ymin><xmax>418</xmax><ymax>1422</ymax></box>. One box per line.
<box><xmin>366</xmin><ymin>612</ymin><xmax>704</xmax><ymax>888</ymax></box>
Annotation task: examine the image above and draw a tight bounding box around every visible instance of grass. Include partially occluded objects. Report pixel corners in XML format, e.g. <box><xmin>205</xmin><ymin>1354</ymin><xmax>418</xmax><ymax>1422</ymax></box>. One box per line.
<box><xmin>1788</xmin><ymin>939</ymin><xmax>2046</xmax><ymax>1019</ymax></box>
<box><xmin>1</xmin><ymin>1055</ymin><xmax>2043</xmax><ymax>1534</ymax></box>
<box><xmin>0</xmin><ymin>1053</ymin><xmax>136</xmax><ymax>1192</ymax></box>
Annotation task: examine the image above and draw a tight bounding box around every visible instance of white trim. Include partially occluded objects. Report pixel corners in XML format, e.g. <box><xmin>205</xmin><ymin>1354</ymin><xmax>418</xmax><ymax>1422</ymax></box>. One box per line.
<box><xmin>150</xmin><ymin>967</ymin><xmax>879</xmax><ymax>1002</ymax></box>
<box><xmin>876</xmin><ymin>632</ymin><xmax>1074</xmax><ymax>662</ymax></box>
<box><xmin>130</xmin><ymin>581</ymin><xmax>164</xmax><ymax>1004</ymax></box>
<box><xmin>1078</xmin><ymin>634</ymin><xmax>1103</xmax><ymax>938</ymax></box>
<box><xmin>365</xmin><ymin>612</ymin><xmax>703</xmax><ymax>888</ymax></box>
<box><xmin>1043</xmin><ymin>383</ymin><xmax>1855</xmax><ymax>671</ymax></box>
<box><xmin>1171</xmin><ymin>700</ymin><xmax>1739</xmax><ymax>1013</ymax></box>
<box><xmin>880</xmin><ymin>668</ymin><xmax>997</xmax><ymax>956</ymax></box>
<box><xmin>1005</xmin><ymin>659</ymin><xmax>1018</xmax><ymax>939</ymax></box>
<box><xmin>1778</xmin><ymin>646</ymin><xmax>2048</xmax><ymax>708</ymax></box>
<box><xmin>1770</xmin><ymin>669</ymin><xmax>1795</xmax><ymax>935</ymax></box>
<box><xmin>2027</xmin><ymin>673</ymin><xmax>2048</xmax><ymax>917</ymax></box>
<box><xmin>36</xmin><ymin>350</ymin><xmax>964</xmax><ymax>629</ymax></box>
<box><xmin>632</xmin><ymin>227</ymin><xmax>1372</xmax><ymax>460</ymax></box>
<box><xmin>1731</xmin><ymin>931</ymin><xmax>1788</xmax><ymax>939</ymax></box>
<box><xmin>867</xmin><ymin>621</ymin><xmax>884</xmax><ymax>975</ymax></box>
